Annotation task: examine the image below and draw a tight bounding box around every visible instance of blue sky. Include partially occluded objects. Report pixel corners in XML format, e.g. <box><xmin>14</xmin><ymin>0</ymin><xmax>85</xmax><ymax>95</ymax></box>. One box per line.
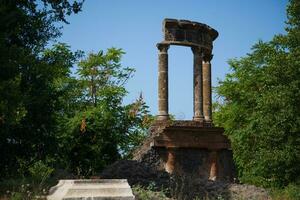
<box><xmin>58</xmin><ymin>0</ymin><xmax>288</xmax><ymax>119</ymax></box>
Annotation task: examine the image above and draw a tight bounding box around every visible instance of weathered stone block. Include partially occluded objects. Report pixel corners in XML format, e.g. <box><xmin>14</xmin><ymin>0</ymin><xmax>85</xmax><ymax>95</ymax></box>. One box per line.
<box><xmin>133</xmin><ymin>120</ymin><xmax>236</xmax><ymax>181</ymax></box>
<box><xmin>47</xmin><ymin>179</ymin><xmax>135</xmax><ymax>200</ymax></box>
<box><xmin>162</xmin><ymin>18</ymin><xmax>218</xmax><ymax>50</ymax></box>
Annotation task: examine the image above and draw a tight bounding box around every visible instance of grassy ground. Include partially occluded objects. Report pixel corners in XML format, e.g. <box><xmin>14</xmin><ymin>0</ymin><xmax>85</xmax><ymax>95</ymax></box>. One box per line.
<box><xmin>132</xmin><ymin>184</ymin><xmax>300</xmax><ymax>200</ymax></box>
<box><xmin>270</xmin><ymin>184</ymin><xmax>300</xmax><ymax>200</ymax></box>
<box><xmin>0</xmin><ymin>177</ymin><xmax>56</xmax><ymax>200</ymax></box>
<box><xmin>132</xmin><ymin>185</ymin><xmax>171</xmax><ymax>200</ymax></box>
<box><xmin>1</xmin><ymin>177</ymin><xmax>300</xmax><ymax>200</ymax></box>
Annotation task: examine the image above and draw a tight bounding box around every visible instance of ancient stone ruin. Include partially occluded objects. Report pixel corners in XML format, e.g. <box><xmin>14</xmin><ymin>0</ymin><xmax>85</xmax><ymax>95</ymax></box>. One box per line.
<box><xmin>47</xmin><ymin>19</ymin><xmax>271</xmax><ymax>200</ymax></box>
<box><xmin>134</xmin><ymin>18</ymin><xmax>236</xmax><ymax>181</ymax></box>
<box><xmin>99</xmin><ymin>19</ymin><xmax>272</xmax><ymax>199</ymax></box>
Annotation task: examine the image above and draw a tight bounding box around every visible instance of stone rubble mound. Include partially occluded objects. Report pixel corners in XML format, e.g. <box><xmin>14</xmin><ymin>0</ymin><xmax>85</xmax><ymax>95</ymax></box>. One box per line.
<box><xmin>100</xmin><ymin>160</ymin><xmax>271</xmax><ymax>200</ymax></box>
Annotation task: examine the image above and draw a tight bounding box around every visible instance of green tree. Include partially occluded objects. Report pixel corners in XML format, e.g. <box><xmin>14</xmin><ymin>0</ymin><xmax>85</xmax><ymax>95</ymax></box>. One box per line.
<box><xmin>57</xmin><ymin>49</ymin><xmax>150</xmax><ymax>176</ymax></box>
<box><xmin>214</xmin><ymin>0</ymin><xmax>300</xmax><ymax>187</ymax></box>
<box><xmin>0</xmin><ymin>0</ymin><xmax>83</xmax><ymax>178</ymax></box>
<box><xmin>0</xmin><ymin>43</ymin><xmax>80</xmax><ymax>177</ymax></box>
<box><xmin>0</xmin><ymin>0</ymin><xmax>150</xmax><ymax>179</ymax></box>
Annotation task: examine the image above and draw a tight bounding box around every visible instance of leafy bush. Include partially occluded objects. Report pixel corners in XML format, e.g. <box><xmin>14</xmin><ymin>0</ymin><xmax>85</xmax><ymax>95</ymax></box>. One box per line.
<box><xmin>214</xmin><ymin>0</ymin><xmax>300</xmax><ymax>188</ymax></box>
<box><xmin>2</xmin><ymin>181</ymin><xmax>47</xmax><ymax>200</ymax></box>
<box><xmin>28</xmin><ymin>161</ymin><xmax>54</xmax><ymax>189</ymax></box>
<box><xmin>133</xmin><ymin>185</ymin><xmax>170</xmax><ymax>200</ymax></box>
<box><xmin>0</xmin><ymin>161</ymin><xmax>53</xmax><ymax>199</ymax></box>
<box><xmin>56</xmin><ymin>48</ymin><xmax>151</xmax><ymax>176</ymax></box>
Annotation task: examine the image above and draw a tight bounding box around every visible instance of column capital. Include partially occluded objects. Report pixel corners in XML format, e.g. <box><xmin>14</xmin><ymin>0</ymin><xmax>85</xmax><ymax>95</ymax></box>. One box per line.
<box><xmin>191</xmin><ymin>46</ymin><xmax>202</xmax><ymax>54</ymax></box>
<box><xmin>203</xmin><ymin>53</ymin><xmax>213</xmax><ymax>63</ymax></box>
<box><xmin>157</xmin><ymin>43</ymin><xmax>170</xmax><ymax>53</ymax></box>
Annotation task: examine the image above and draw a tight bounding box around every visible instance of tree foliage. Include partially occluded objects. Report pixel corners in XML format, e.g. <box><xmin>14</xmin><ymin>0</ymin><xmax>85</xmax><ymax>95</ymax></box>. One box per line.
<box><xmin>0</xmin><ymin>42</ymin><xmax>80</xmax><ymax>177</ymax></box>
<box><xmin>214</xmin><ymin>0</ymin><xmax>300</xmax><ymax>187</ymax></box>
<box><xmin>56</xmin><ymin>49</ymin><xmax>150</xmax><ymax>176</ymax></box>
<box><xmin>0</xmin><ymin>0</ymin><xmax>150</xmax><ymax>179</ymax></box>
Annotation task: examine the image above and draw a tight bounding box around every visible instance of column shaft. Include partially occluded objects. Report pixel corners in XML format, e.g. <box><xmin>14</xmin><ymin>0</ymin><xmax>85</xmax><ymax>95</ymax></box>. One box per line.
<box><xmin>157</xmin><ymin>44</ymin><xmax>169</xmax><ymax>120</ymax></box>
<box><xmin>192</xmin><ymin>47</ymin><xmax>204</xmax><ymax>121</ymax></box>
<box><xmin>203</xmin><ymin>54</ymin><xmax>213</xmax><ymax>122</ymax></box>
<box><xmin>209</xmin><ymin>151</ymin><xmax>218</xmax><ymax>181</ymax></box>
<box><xmin>165</xmin><ymin>148</ymin><xmax>176</xmax><ymax>173</ymax></box>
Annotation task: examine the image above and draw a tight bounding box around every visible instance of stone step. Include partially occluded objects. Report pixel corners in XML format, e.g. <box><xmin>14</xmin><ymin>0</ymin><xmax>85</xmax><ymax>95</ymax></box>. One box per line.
<box><xmin>47</xmin><ymin>179</ymin><xmax>135</xmax><ymax>200</ymax></box>
<box><xmin>71</xmin><ymin>183</ymin><xmax>130</xmax><ymax>189</ymax></box>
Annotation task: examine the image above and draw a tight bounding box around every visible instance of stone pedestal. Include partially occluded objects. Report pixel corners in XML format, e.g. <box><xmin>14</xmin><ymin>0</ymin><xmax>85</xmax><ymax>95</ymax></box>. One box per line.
<box><xmin>145</xmin><ymin>120</ymin><xmax>236</xmax><ymax>181</ymax></box>
<box><xmin>47</xmin><ymin>179</ymin><xmax>135</xmax><ymax>200</ymax></box>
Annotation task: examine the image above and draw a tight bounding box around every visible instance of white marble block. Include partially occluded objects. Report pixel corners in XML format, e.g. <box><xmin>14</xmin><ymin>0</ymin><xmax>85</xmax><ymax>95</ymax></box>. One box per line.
<box><xmin>47</xmin><ymin>179</ymin><xmax>135</xmax><ymax>200</ymax></box>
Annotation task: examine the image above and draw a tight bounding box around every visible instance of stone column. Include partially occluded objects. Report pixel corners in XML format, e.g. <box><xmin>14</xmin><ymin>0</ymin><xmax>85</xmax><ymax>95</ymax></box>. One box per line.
<box><xmin>203</xmin><ymin>53</ymin><xmax>213</xmax><ymax>122</ymax></box>
<box><xmin>209</xmin><ymin>151</ymin><xmax>218</xmax><ymax>181</ymax></box>
<box><xmin>157</xmin><ymin>43</ymin><xmax>170</xmax><ymax>120</ymax></box>
<box><xmin>165</xmin><ymin>148</ymin><xmax>176</xmax><ymax>173</ymax></box>
<box><xmin>192</xmin><ymin>47</ymin><xmax>204</xmax><ymax>121</ymax></box>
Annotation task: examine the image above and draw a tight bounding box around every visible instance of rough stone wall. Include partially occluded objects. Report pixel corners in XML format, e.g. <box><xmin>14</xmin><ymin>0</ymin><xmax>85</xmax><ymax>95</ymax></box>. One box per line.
<box><xmin>134</xmin><ymin>146</ymin><xmax>236</xmax><ymax>182</ymax></box>
<box><xmin>132</xmin><ymin>120</ymin><xmax>236</xmax><ymax>181</ymax></box>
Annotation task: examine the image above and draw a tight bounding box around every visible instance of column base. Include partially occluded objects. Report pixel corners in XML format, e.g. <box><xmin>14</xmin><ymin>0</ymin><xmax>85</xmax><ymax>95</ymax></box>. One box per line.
<box><xmin>157</xmin><ymin>115</ymin><xmax>169</xmax><ymax>120</ymax></box>
<box><xmin>193</xmin><ymin>116</ymin><xmax>204</xmax><ymax>122</ymax></box>
<box><xmin>205</xmin><ymin>119</ymin><xmax>213</xmax><ymax>124</ymax></box>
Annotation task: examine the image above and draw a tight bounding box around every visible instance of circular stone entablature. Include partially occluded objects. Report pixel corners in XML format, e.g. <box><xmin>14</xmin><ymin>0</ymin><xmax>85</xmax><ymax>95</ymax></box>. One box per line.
<box><xmin>161</xmin><ymin>18</ymin><xmax>218</xmax><ymax>52</ymax></box>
